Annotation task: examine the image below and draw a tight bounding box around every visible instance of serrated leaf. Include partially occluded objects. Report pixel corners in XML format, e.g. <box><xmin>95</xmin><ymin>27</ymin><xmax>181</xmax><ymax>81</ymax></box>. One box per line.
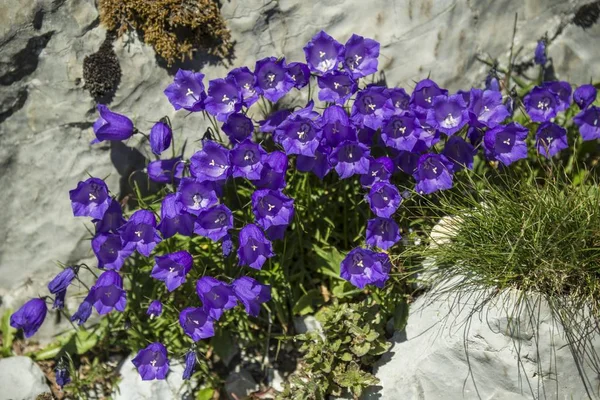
<box><xmin>351</xmin><ymin>342</ymin><xmax>371</xmax><ymax>357</ymax></box>
<box><xmin>340</xmin><ymin>352</ymin><xmax>353</xmax><ymax>361</ymax></box>
<box><xmin>365</xmin><ymin>329</ymin><xmax>379</xmax><ymax>342</ymax></box>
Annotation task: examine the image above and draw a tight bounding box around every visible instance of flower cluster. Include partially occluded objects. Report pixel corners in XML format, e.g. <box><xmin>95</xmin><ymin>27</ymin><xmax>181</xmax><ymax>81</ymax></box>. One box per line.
<box><xmin>10</xmin><ymin>30</ymin><xmax>598</xmax><ymax>386</ymax></box>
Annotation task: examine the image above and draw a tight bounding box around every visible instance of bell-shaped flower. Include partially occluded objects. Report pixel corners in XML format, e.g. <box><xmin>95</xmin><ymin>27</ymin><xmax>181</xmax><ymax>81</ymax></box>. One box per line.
<box><xmin>91</xmin><ymin>233</ymin><xmax>133</xmax><ymax>270</ymax></box>
<box><xmin>523</xmin><ymin>86</ymin><xmax>559</xmax><ymax>122</ymax></box>
<box><xmin>189</xmin><ymin>141</ymin><xmax>231</xmax><ymax>183</ymax></box>
<box><xmin>92</xmin><ymin>105</ymin><xmax>134</xmax><ymax>144</ymax></box>
<box><xmin>157</xmin><ymin>193</ymin><xmax>195</xmax><ymax>238</ymax></box>
<box><xmin>255</xmin><ymin>57</ymin><xmax>294</xmax><ymax>102</ymax></box>
<box><xmin>343</xmin><ymin>34</ymin><xmax>380</xmax><ymax>79</ymax></box>
<box><xmin>275</xmin><ymin>115</ymin><xmax>321</xmax><ymax>157</ymax></box>
<box><xmin>194</xmin><ymin>205</ymin><xmax>233</xmax><ymax>242</ymax></box>
<box><xmin>483</xmin><ymin>122</ymin><xmax>529</xmax><ymax>166</ymax></box>
<box><xmin>366</xmin><ymin>217</ymin><xmax>401</xmax><ymax>250</ymax></box>
<box><xmin>317</xmin><ymin>71</ymin><xmax>358</xmax><ymax>104</ymax></box>
<box><xmin>351</xmin><ymin>86</ymin><xmax>392</xmax><ymax>130</ymax></box>
<box><xmin>303</xmin><ymin>30</ymin><xmax>343</xmax><ymax>75</ymax></box>
<box><xmin>296</xmin><ymin>144</ymin><xmax>332</xmax><ymax>180</ymax></box>
<box><xmin>442</xmin><ymin>136</ymin><xmax>476</xmax><ymax>172</ymax></box>
<box><xmin>340</xmin><ymin>248</ymin><xmax>391</xmax><ymax>289</ymax></box>
<box><xmin>164</xmin><ymin>69</ymin><xmax>206</xmax><ymax>111</ymax></box>
<box><xmin>329</xmin><ymin>141</ymin><xmax>370</xmax><ymax>179</ymax></box>
<box><xmin>468</xmin><ymin>89</ymin><xmax>509</xmax><ymax>128</ymax></box>
<box><xmin>204</xmin><ymin>77</ymin><xmax>242</xmax><ymax>122</ymax></box>
<box><xmin>366</xmin><ymin>181</ymin><xmax>401</xmax><ymax>218</ymax></box>
<box><xmin>232</xmin><ymin>276</ymin><xmax>271</xmax><ymax>317</ymax></box>
<box><xmin>535</xmin><ymin>122</ymin><xmax>568</xmax><ymax>158</ymax></box>
<box><xmin>573</xmin><ymin>106</ymin><xmax>600</xmax><ymax>141</ymax></box>
<box><xmin>413</xmin><ymin>154</ymin><xmax>454</xmax><ymax>194</ymax></box>
<box><xmin>286</xmin><ymin>62</ymin><xmax>311</xmax><ymax>89</ymax></box>
<box><xmin>147</xmin><ymin>157</ymin><xmax>184</xmax><ymax>184</ymax></box>
<box><xmin>196</xmin><ymin>277</ymin><xmax>238</xmax><ymax>320</ymax></box>
<box><xmin>237</xmin><ymin>224</ymin><xmax>274</xmax><ymax>270</ymax></box>
<box><xmin>69</xmin><ymin>177</ymin><xmax>111</xmax><ymax>219</ymax></box>
<box><xmin>132</xmin><ymin>342</ymin><xmax>170</xmax><ymax>381</ymax></box>
<box><xmin>360</xmin><ymin>156</ymin><xmax>394</xmax><ymax>188</ymax></box>
<box><xmin>119</xmin><ymin>210</ymin><xmax>161</xmax><ymax>257</ymax></box>
<box><xmin>176</xmin><ymin>178</ymin><xmax>219</xmax><ymax>215</ymax></box>
<box><xmin>253</xmin><ymin>151</ymin><xmax>288</xmax><ymax>190</ymax></box>
<box><xmin>321</xmin><ymin>105</ymin><xmax>357</xmax><ymax>147</ymax></box>
<box><xmin>90</xmin><ymin>270</ymin><xmax>126</xmax><ymax>315</ymax></box>
<box><xmin>230</xmin><ymin>140</ymin><xmax>267</xmax><ymax>180</ymax></box>
<box><xmin>10</xmin><ymin>298</ymin><xmax>47</xmax><ymax>338</ymax></box>
<box><xmin>381</xmin><ymin>113</ymin><xmax>423</xmax><ymax>152</ymax></box>
<box><xmin>227</xmin><ymin>67</ymin><xmax>261</xmax><ymax>107</ymax></box>
<box><xmin>151</xmin><ymin>250</ymin><xmax>193</xmax><ymax>292</ymax></box>
<box><xmin>93</xmin><ymin>199</ymin><xmax>126</xmax><ymax>234</ymax></box>
<box><xmin>409</xmin><ymin>79</ymin><xmax>448</xmax><ymax>117</ymax></box>
<box><xmin>222</xmin><ymin>113</ymin><xmax>254</xmax><ymax>143</ymax></box>
<box><xmin>252</xmin><ymin>189</ymin><xmax>294</xmax><ymax>240</ymax></box>
<box><xmin>179</xmin><ymin>307</ymin><xmax>215</xmax><ymax>341</ymax></box>
<box><xmin>573</xmin><ymin>84</ymin><xmax>597</xmax><ymax>110</ymax></box>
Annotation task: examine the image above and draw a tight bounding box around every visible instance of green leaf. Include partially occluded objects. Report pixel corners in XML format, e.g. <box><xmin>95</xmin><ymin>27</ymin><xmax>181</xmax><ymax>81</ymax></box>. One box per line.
<box><xmin>340</xmin><ymin>352</ymin><xmax>353</xmax><ymax>362</ymax></box>
<box><xmin>292</xmin><ymin>289</ymin><xmax>324</xmax><ymax>316</ymax></box>
<box><xmin>211</xmin><ymin>330</ymin><xmax>236</xmax><ymax>365</ymax></box>
<box><xmin>196</xmin><ymin>387</ymin><xmax>214</xmax><ymax>400</ymax></box>
<box><xmin>1</xmin><ymin>309</ymin><xmax>15</xmax><ymax>357</ymax></box>
<box><xmin>351</xmin><ymin>342</ymin><xmax>371</xmax><ymax>357</ymax></box>
<box><xmin>393</xmin><ymin>298</ymin><xmax>410</xmax><ymax>332</ymax></box>
<box><xmin>32</xmin><ymin>322</ymin><xmax>105</xmax><ymax>360</ymax></box>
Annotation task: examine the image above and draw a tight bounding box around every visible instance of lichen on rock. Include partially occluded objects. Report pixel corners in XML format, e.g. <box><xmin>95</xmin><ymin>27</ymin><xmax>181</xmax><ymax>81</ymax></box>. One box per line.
<box><xmin>83</xmin><ymin>34</ymin><xmax>122</xmax><ymax>102</ymax></box>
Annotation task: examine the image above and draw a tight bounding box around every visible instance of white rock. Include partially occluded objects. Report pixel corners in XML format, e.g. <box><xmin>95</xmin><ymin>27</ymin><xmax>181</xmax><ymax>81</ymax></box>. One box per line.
<box><xmin>0</xmin><ymin>356</ymin><xmax>51</xmax><ymax>400</ymax></box>
<box><xmin>293</xmin><ymin>315</ymin><xmax>323</xmax><ymax>335</ymax></box>
<box><xmin>367</xmin><ymin>288</ymin><xmax>600</xmax><ymax>399</ymax></box>
<box><xmin>113</xmin><ymin>356</ymin><xmax>192</xmax><ymax>400</ymax></box>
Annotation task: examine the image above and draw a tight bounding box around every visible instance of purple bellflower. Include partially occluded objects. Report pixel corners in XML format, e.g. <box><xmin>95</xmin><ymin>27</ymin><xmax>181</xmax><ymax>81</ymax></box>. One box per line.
<box><xmin>442</xmin><ymin>136</ymin><xmax>476</xmax><ymax>172</ymax></box>
<box><xmin>275</xmin><ymin>115</ymin><xmax>321</xmax><ymax>157</ymax></box>
<box><xmin>410</xmin><ymin>79</ymin><xmax>448</xmax><ymax>116</ymax></box>
<box><xmin>182</xmin><ymin>350</ymin><xmax>196</xmax><ymax>380</ymax></box>
<box><xmin>360</xmin><ymin>156</ymin><xmax>394</xmax><ymax>188</ymax></box>
<box><xmin>468</xmin><ymin>89</ymin><xmax>510</xmax><ymax>128</ymax></box>
<box><xmin>147</xmin><ymin>157</ymin><xmax>184</xmax><ymax>184</ymax></box>
<box><xmin>381</xmin><ymin>113</ymin><xmax>423</xmax><ymax>152</ymax></box>
<box><xmin>222</xmin><ymin>113</ymin><xmax>254</xmax><ymax>143</ymax></box>
<box><xmin>351</xmin><ymin>86</ymin><xmax>391</xmax><ymax>130</ymax></box>
<box><xmin>304</xmin><ymin>30</ymin><xmax>343</xmax><ymax>75</ymax></box>
<box><xmin>252</xmin><ymin>189</ymin><xmax>294</xmax><ymax>240</ymax></box>
<box><xmin>93</xmin><ymin>199</ymin><xmax>126</xmax><ymax>234</ymax></box>
<box><xmin>149</xmin><ymin>120</ymin><xmax>172</xmax><ymax>155</ymax></box>
<box><xmin>573</xmin><ymin>106</ymin><xmax>600</xmax><ymax>141</ymax></box>
<box><xmin>534</xmin><ymin>40</ymin><xmax>547</xmax><ymax>65</ymax></box>
<box><xmin>227</xmin><ymin>67</ymin><xmax>261</xmax><ymax>107</ymax></box>
<box><xmin>151</xmin><ymin>250</ymin><xmax>193</xmax><ymax>292</ymax></box>
<box><xmin>296</xmin><ymin>144</ymin><xmax>332</xmax><ymax>180</ymax></box>
<box><xmin>230</xmin><ymin>140</ymin><xmax>267</xmax><ymax>180</ymax></box>
<box><xmin>147</xmin><ymin>300</ymin><xmax>163</xmax><ymax>319</ymax></box>
<box><xmin>69</xmin><ymin>177</ymin><xmax>111</xmax><ymax>219</ymax></box>
<box><xmin>483</xmin><ymin>122</ymin><xmax>529</xmax><ymax>166</ymax></box>
<box><xmin>343</xmin><ymin>34</ymin><xmax>380</xmax><ymax>78</ymax></box>
<box><xmin>194</xmin><ymin>204</ymin><xmax>233</xmax><ymax>242</ymax></box>
<box><xmin>329</xmin><ymin>141</ymin><xmax>370</xmax><ymax>179</ymax></box>
<box><xmin>190</xmin><ymin>141</ymin><xmax>231</xmax><ymax>183</ymax></box>
<box><xmin>196</xmin><ymin>277</ymin><xmax>238</xmax><ymax>320</ymax></box>
<box><xmin>179</xmin><ymin>307</ymin><xmax>215</xmax><ymax>341</ymax></box>
<box><xmin>157</xmin><ymin>193</ymin><xmax>195</xmax><ymax>238</ymax></box>
<box><xmin>221</xmin><ymin>234</ymin><xmax>233</xmax><ymax>257</ymax></box>
<box><xmin>573</xmin><ymin>84</ymin><xmax>597</xmax><ymax>110</ymax></box>
<box><xmin>254</xmin><ymin>151</ymin><xmax>288</xmax><ymax>190</ymax></box>
<box><xmin>366</xmin><ymin>181</ymin><xmax>401</xmax><ymax>218</ymax></box>
<box><xmin>317</xmin><ymin>71</ymin><xmax>358</xmax><ymax>104</ymax></box>
<box><xmin>426</xmin><ymin>94</ymin><xmax>469</xmax><ymax>135</ymax></box>
<box><xmin>321</xmin><ymin>105</ymin><xmax>357</xmax><ymax>147</ymax></box>
<box><xmin>119</xmin><ymin>209</ymin><xmax>161</xmax><ymax>257</ymax></box>
<box><xmin>255</xmin><ymin>57</ymin><xmax>295</xmax><ymax>102</ymax></box>
<box><xmin>91</xmin><ymin>270</ymin><xmax>126</xmax><ymax>315</ymax></box>
<box><xmin>392</xmin><ymin>150</ymin><xmax>420</xmax><ymax>175</ymax></box>
<box><xmin>132</xmin><ymin>342</ymin><xmax>170</xmax><ymax>381</ymax></box>
<box><xmin>177</xmin><ymin>178</ymin><xmax>219</xmax><ymax>215</ymax></box>
<box><xmin>237</xmin><ymin>224</ymin><xmax>274</xmax><ymax>270</ymax></box>
<box><xmin>53</xmin><ymin>290</ymin><xmax>66</xmax><ymax>310</ymax></box>
<box><xmin>536</xmin><ymin>122</ymin><xmax>568</xmax><ymax>158</ymax></box>
<box><xmin>91</xmin><ymin>233</ymin><xmax>132</xmax><ymax>270</ymax></box>
<box><xmin>259</xmin><ymin>109</ymin><xmax>291</xmax><ymax>133</ymax></box>
<box><xmin>413</xmin><ymin>154</ymin><xmax>454</xmax><ymax>194</ymax></box>
<box><xmin>70</xmin><ymin>294</ymin><xmax>93</xmax><ymax>325</ymax></box>
<box><xmin>366</xmin><ymin>217</ymin><xmax>401</xmax><ymax>250</ymax></box>
<box><xmin>286</xmin><ymin>62</ymin><xmax>311</xmax><ymax>89</ymax></box>
<box><xmin>48</xmin><ymin>266</ymin><xmax>77</xmax><ymax>295</ymax></box>
<box><xmin>340</xmin><ymin>247</ymin><xmax>391</xmax><ymax>289</ymax></box>
<box><xmin>92</xmin><ymin>105</ymin><xmax>134</xmax><ymax>144</ymax></box>
<box><xmin>542</xmin><ymin>81</ymin><xmax>572</xmax><ymax>112</ymax></box>
<box><xmin>232</xmin><ymin>276</ymin><xmax>271</xmax><ymax>317</ymax></box>
<box><xmin>164</xmin><ymin>69</ymin><xmax>206</xmax><ymax>111</ymax></box>
<box><xmin>204</xmin><ymin>77</ymin><xmax>242</xmax><ymax>122</ymax></box>
<box><xmin>54</xmin><ymin>359</ymin><xmax>71</xmax><ymax>389</ymax></box>
<box><xmin>524</xmin><ymin>86</ymin><xmax>559</xmax><ymax>122</ymax></box>
<box><xmin>386</xmin><ymin>88</ymin><xmax>411</xmax><ymax>113</ymax></box>
<box><xmin>10</xmin><ymin>298</ymin><xmax>47</xmax><ymax>338</ymax></box>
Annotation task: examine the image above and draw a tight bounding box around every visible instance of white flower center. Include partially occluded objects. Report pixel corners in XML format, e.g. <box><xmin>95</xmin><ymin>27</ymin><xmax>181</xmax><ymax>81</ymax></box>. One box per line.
<box><xmin>186</xmin><ymin>88</ymin><xmax>194</xmax><ymax>96</ymax></box>
<box><xmin>89</xmin><ymin>193</ymin><xmax>97</xmax><ymax>201</ymax></box>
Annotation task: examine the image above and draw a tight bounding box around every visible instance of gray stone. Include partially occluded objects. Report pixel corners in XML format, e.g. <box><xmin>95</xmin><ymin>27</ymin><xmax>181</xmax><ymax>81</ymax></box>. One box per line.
<box><xmin>293</xmin><ymin>315</ymin><xmax>323</xmax><ymax>335</ymax></box>
<box><xmin>0</xmin><ymin>0</ymin><xmax>599</xmax><ymax>342</ymax></box>
<box><xmin>0</xmin><ymin>356</ymin><xmax>51</xmax><ymax>400</ymax></box>
<box><xmin>367</xmin><ymin>288</ymin><xmax>600</xmax><ymax>399</ymax></box>
<box><xmin>225</xmin><ymin>369</ymin><xmax>259</xmax><ymax>400</ymax></box>
<box><xmin>113</xmin><ymin>356</ymin><xmax>192</xmax><ymax>400</ymax></box>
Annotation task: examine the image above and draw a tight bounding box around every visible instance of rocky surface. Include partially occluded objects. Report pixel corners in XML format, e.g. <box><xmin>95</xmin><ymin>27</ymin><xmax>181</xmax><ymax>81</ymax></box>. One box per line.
<box><xmin>0</xmin><ymin>356</ymin><xmax>52</xmax><ymax>400</ymax></box>
<box><xmin>0</xmin><ymin>0</ymin><xmax>599</xmax><ymax>341</ymax></box>
<box><xmin>367</xmin><ymin>288</ymin><xmax>600</xmax><ymax>399</ymax></box>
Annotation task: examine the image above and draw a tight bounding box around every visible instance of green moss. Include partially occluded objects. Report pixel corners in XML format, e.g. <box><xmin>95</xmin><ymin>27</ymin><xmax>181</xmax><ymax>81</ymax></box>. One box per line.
<box><xmin>99</xmin><ymin>0</ymin><xmax>233</xmax><ymax>66</ymax></box>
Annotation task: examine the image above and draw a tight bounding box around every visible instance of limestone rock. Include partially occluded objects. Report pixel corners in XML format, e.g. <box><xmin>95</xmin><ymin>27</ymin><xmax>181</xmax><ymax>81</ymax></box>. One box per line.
<box><xmin>368</xmin><ymin>289</ymin><xmax>600</xmax><ymax>399</ymax></box>
<box><xmin>0</xmin><ymin>356</ymin><xmax>51</xmax><ymax>400</ymax></box>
